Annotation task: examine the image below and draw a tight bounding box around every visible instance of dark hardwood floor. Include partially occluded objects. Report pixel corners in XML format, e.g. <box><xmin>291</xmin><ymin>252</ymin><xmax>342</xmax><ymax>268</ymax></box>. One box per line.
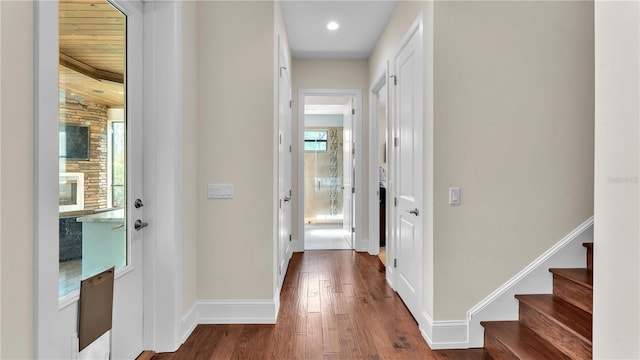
<box><xmin>153</xmin><ymin>251</ymin><xmax>487</xmax><ymax>360</ymax></box>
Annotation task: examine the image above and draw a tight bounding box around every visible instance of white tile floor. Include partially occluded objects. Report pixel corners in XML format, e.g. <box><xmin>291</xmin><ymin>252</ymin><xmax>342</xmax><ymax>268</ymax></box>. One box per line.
<box><xmin>304</xmin><ymin>223</ymin><xmax>352</xmax><ymax>250</ymax></box>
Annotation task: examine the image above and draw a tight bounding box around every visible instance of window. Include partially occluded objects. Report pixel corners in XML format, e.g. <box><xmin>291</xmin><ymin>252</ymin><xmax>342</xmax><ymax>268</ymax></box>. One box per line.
<box><xmin>304</xmin><ymin>130</ymin><xmax>328</xmax><ymax>152</ymax></box>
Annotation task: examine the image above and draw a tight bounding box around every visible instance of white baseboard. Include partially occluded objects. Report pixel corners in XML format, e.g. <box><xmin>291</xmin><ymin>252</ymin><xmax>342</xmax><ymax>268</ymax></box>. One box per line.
<box><xmin>420</xmin><ymin>312</ymin><xmax>469</xmax><ymax>350</ymax></box>
<box><xmin>354</xmin><ymin>238</ymin><xmax>369</xmax><ymax>252</ymax></box>
<box><xmin>181</xmin><ymin>303</ymin><xmax>198</xmax><ymax>344</ymax></box>
<box><xmin>181</xmin><ymin>296</ymin><xmax>280</xmax><ymax>345</ymax></box>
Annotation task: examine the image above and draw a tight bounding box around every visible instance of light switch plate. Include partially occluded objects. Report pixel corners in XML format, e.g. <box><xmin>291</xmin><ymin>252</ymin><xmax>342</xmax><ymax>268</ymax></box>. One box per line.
<box><xmin>449</xmin><ymin>187</ymin><xmax>461</xmax><ymax>205</ymax></box>
<box><xmin>208</xmin><ymin>184</ymin><xmax>234</xmax><ymax>199</ymax></box>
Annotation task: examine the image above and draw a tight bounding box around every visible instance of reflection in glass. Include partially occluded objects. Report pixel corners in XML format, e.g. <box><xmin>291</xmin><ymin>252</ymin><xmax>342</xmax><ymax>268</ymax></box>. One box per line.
<box><xmin>58</xmin><ymin>0</ymin><xmax>126</xmax><ymax>299</ymax></box>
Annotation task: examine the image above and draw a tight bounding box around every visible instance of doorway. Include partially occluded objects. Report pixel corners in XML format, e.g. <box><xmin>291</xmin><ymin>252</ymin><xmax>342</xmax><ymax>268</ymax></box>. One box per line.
<box><xmin>369</xmin><ymin>69</ymin><xmax>389</xmax><ymax>267</ymax></box>
<box><xmin>297</xmin><ymin>89</ymin><xmax>363</xmax><ymax>252</ymax></box>
<box><xmin>303</xmin><ymin>96</ymin><xmax>351</xmax><ymax>250</ymax></box>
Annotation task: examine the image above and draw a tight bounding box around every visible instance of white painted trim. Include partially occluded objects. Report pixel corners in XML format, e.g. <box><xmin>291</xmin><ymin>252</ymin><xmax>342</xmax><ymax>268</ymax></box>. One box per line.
<box><xmin>296</xmin><ymin>89</ymin><xmax>363</xmax><ymax>252</ymax></box>
<box><xmin>34</xmin><ymin>2</ymin><xmax>61</xmax><ymax>358</ymax></box>
<box><xmin>180</xmin><ymin>296</ymin><xmax>281</xmax><ymax>346</ymax></box>
<box><xmin>368</xmin><ymin>67</ymin><xmax>389</xmax><ymax>257</ymax></box>
<box><xmin>195</xmin><ymin>299</ymin><xmax>280</xmax><ymax>325</ymax></box>
<box><xmin>181</xmin><ymin>303</ymin><xmax>198</xmax><ymax>345</ymax></box>
<box><xmin>143</xmin><ymin>1</ymin><xmax>183</xmax><ymax>353</ymax></box>
<box><xmin>465</xmin><ymin>216</ymin><xmax>594</xmax><ymax>348</ymax></box>
<box><xmin>420</xmin><ymin>312</ymin><xmax>469</xmax><ymax>350</ymax></box>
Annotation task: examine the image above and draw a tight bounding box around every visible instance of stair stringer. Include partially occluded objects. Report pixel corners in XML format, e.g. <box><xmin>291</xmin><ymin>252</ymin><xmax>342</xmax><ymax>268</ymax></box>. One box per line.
<box><xmin>466</xmin><ymin>217</ymin><xmax>593</xmax><ymax>348</ymax></box>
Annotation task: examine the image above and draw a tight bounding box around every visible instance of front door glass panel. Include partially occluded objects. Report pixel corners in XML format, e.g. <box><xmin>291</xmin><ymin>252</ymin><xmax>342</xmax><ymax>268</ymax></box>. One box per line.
<box><xmin>58</xmin><ymin>0</ymin><xmax>127</xmax><ymax>299</ymax></box>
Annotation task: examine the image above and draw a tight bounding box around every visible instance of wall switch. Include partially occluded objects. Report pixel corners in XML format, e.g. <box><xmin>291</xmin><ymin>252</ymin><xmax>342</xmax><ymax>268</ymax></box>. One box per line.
<box><xmin>449</xmin><ymin>187</ymin><xmax>461</xmax><ymax>205</ymax></box>
<box><xmin>208</xmin><ymin>184</ymin><xmax>234</xmax><ymax>199</ymax></box>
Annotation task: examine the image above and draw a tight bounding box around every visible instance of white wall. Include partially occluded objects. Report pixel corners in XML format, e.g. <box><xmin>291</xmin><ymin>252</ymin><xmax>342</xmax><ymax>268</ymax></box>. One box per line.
<box><xmin>291</xmin><ymin>59</ymin><xmax>369</xmax><ymax>243</ymax></box>
<box><xmin>0</xmin><ymin>1</ymin><xmax>34</xmax><ymax>358</ymax></box>
<box><xmin>594</xmin><ymin>1</ymin><xmax>640</xmax><ymax>358</ymax></box>
<box><xmin>195</xmin><ymin>1</ymin><xmax>277</xmax><ymax>301</ymax></box>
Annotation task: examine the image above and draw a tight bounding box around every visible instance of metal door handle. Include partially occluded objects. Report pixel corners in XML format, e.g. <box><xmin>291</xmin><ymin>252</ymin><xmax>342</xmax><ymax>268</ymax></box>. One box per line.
<box><xmin>284</xmin><ymin>196</ymin><xmax>292</xmax><ymax>202</ymax></box>
<box><xmin>134</xmin><ymin>219</ymin><xmax>148</xmax><ymax>231</ymax></box>
<box><xmin>135</xmin><ymin>199</ymin><xmax>144</xmax><ymax>208</ymax></box>
<box><xmin>407</xmin><ymin>208</ymin><xmax>419</xmax><ymax>216</ymax></box>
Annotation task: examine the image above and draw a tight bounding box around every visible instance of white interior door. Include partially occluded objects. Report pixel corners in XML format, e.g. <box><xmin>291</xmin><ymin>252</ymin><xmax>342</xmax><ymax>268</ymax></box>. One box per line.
<box><xmin>393</xmin><ymin>23</ymin><xmax>424</xmax><ymax>321</ymax></box>
<box><xmin>278</xmin><ymin>38</ymin><xmax>293</xmax><ymax>286</ymax></box>
<box><xmin>342</xmin><ymin>99</ymin><xmax>355</xmax><ymax>247</ymax></box>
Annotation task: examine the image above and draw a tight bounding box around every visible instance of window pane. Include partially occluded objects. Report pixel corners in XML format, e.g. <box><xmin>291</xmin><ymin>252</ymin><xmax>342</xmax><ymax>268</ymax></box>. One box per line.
<box><xmin>58</xmin><ymin>0</ymin><xmax>127</xmax><ymax>299</ymax></box>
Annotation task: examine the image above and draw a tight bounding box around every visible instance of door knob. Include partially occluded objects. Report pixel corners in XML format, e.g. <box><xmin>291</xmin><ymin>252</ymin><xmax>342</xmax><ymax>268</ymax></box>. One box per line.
<box><xmin>134</xmin><ymin>219</ymin><xmax>148</xmax><ymax>231</ymax></box>
<box><xmin>407</xmin><ymin>208</ymin><xmax>419</xmax><ymax>216</ymax></box>
<box><xmin>134</xmin><ymin>199</ymin><xmax>144</xmax><ymax>208</ymax></box>
<box><xmin>284</xmin><ymin>195</ymin><xmax>292</xmax><ymax>202</ymax></box>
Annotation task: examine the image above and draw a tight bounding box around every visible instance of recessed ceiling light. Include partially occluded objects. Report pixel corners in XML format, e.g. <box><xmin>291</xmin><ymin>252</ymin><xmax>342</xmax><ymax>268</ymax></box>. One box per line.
<box><xmin>327</xmin><ymin>21</ymin><xmax>339</xmax><ymax>31</ymax></box>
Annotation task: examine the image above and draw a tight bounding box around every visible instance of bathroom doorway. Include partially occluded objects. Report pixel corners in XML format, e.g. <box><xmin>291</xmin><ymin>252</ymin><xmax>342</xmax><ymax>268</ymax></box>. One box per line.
<box><xmin>303</xmin><ymin>96</ymin><xmax>354</xmax><ymax>250</ymax></box>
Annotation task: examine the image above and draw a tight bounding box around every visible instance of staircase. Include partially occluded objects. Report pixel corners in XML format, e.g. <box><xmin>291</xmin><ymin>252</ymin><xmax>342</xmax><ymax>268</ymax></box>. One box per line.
<box><xmin>481</xmin><ymin>242</ymin><xmax>593</xmax><ymax>359</ymax></box>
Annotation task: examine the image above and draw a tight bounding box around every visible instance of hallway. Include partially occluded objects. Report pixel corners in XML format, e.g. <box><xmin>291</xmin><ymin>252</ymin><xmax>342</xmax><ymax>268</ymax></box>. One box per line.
<box><xmin>153</xmin><ymin>251</ymin><xmax>486</xmax><ymax>359</ymax></box>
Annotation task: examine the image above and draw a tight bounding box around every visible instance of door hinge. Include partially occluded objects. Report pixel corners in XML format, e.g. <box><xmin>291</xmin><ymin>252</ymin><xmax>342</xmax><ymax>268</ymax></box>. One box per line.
<box><xmin>391</xmin><ymin>75</ymin><xmax>397</xmax><ymax>86</ymax></box>
<box><xmin>352</xmin><ymin>108</ymin><xmax>355</xmax><ymax>115</ymax></box>
<box><xmin>352</xmin><ymin>227</ymin><xmax>356</xmax><ymax>233</ymax></box>
<box><xmin>289</xmin><ymin>145</ymin><xmax>292</xmax><ymax>153</ymax></box>
<box><xmin>352</xmin><ymin>147</ymin><xmax>355</xmax><ymax>155</ymax></box>
<box><xmin>279</xmin><ymin>199</ymin><xmax>282</xmax><ymax>209</ymax></box>
<box><xmin>289</xmin><ymin>100</ymin><xmax>293</xmax><ymax>108</ymax></box>
<box><xmin>279</xmin><ymin>134</ymin><xmax>282</xmax><ymax>144</ymax></box>
<box><xmin>352</xmin><ymin>187</ymin><xmax>355</xmax><ymax>194</ymax></box>
<box><xmin>394</xmin><ymin>258</ymin><xmax>397</xmax><ymax>268</ymax></box>
<box><xmin>394</xmin><ymin>197</ymin><xmax>398</xmax><ymax>207</ymax></box>
<box><xmin>289</xmin><ymin>234</ymin><xmax>292</xmax><ymax>242</ymax></box>
<box><xmin>394</xmin><ymin>137</ymin><xmax>399</xmax><ymax>147</ymax></box>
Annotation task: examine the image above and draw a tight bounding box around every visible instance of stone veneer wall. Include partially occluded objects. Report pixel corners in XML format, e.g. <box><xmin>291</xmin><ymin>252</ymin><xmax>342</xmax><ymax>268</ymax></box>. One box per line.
<box><xmin>59</xmin><ymin>100</ymin><xmax>108</xmax><ymax>211</ymax></box>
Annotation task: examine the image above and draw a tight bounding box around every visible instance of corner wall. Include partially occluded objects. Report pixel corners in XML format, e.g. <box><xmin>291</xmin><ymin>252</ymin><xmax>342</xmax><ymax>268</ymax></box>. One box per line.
<box><xmin>181</xmin><ymin>1</ymin><xmax>198</xmax><ymax>316</ymax></box>
<box><xmin>594</xmin><ymin>1</ymin><xmax>640</xmax><ymax>357</ymax></box>
<box><xmin>0</xmin><ymin>1</ymin><xmax>34</xmax><ymax>358</ymax></box>
<box><xmin>195</xmin><ymin>1</ymin><xmax>277</xmax><ymax>301</ymax></box>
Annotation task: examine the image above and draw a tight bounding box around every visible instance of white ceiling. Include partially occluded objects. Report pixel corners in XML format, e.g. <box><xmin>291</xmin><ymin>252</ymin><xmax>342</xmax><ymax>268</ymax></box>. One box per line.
<box><xmin>281</xmin><ymin>0</ymin><xmax>398</xmax><ymax>59</ymax></box>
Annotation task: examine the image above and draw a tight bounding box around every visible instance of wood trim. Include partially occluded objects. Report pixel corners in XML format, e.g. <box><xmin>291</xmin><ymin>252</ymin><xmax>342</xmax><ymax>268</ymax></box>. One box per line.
<box><xmin>60</xmin><ymin>52</ymin><xmax>123</xmax><ymax>84</ymax></box>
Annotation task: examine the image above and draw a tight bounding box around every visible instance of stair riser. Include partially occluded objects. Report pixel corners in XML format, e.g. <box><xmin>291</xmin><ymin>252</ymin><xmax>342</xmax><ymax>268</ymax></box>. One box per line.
<box><xmin>553</xmin><ymin>275</ymin><xmax>593</xmax><ymax>314</ymax></box>
<box><xmin>519</xmin><ymin>303</ymin><xmax>591</xmax><ymax>360</ymax></box>
<box><xmin>484</xmin><ymin>333</ymin><xmax>519</xmax><ymax>360</ymax></box>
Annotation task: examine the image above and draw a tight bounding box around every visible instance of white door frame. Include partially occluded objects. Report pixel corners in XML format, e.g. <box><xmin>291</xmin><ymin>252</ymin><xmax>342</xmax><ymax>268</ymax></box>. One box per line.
<box><xmin>34</xmin><ymin>1</ymin><xmax>184</xmax><ymax>356</ymax></box>
<box><xmin>295</xmin><ymin>89</ymin><xmax>364</xmax><ymax>252</ymax></box>
<box><xmin>368</xmin><ymin>66</ymin><xmax>389</xmax><ymax>256</ymax></box>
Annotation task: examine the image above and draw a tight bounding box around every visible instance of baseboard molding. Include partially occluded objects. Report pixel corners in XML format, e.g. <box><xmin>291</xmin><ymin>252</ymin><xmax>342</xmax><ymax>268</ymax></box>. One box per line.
<box><xmin>420</xmin><ymin>312</ymin><xmax>469</xmax><ymax>350</ymax></box>
<box><xmin>181</xmin><ymin>296</ymin><xmax>280</xmax><ymax>345</ymax></box>
<box><xmin>181</xmin><ymin>302</ymin><xmax>198</xmax><ymax>344</ymax></box>
<box><xmin>465</xmin><ymin>216</ymin><xmax>594</xmax><ymax>348</ymax></box>
<box><xmin>354</xmin><ymin>238</ymin><xmax>369</xmax><ymax>252</ymax></box>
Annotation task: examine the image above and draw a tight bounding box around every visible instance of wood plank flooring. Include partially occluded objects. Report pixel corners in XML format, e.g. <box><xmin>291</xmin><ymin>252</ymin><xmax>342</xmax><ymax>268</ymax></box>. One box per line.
<box><xmin>153</xmin><ymin>251</ymin><xmax>487</xmax><ymax>360</ymax></box>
